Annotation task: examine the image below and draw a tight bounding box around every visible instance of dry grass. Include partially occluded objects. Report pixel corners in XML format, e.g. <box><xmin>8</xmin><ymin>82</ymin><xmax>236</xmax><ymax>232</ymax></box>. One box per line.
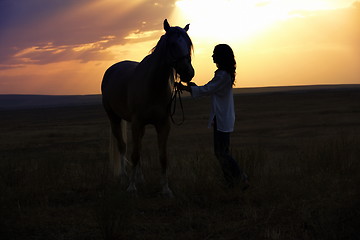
<box><xmin>0</xmin><ymin>88</ymin><xmax>359</xmax><ymax>239</ymax></box>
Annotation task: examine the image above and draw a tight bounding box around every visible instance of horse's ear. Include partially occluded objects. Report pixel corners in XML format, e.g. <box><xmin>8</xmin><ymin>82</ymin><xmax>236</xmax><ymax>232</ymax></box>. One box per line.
<box><xmin>184</xmin><ymin>23</ymin><xmax>190</xmax><ymax>32</ymax></box>
<box><xmin>164</xmin><ymin>19</ymin><xmax>170</xmax><ymax>32</ymax></box>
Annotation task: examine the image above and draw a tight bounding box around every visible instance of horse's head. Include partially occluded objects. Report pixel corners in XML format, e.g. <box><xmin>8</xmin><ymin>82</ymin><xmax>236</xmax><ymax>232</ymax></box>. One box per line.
<box><xmin>163</xmin><ymin>19</ymin><xmax>195</xmax><ymax>83</ymax></box>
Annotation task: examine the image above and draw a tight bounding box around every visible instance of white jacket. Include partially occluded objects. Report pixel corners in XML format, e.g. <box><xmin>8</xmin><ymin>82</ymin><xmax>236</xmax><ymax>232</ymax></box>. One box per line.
<box><xmin>191</xmin><ymin>70</ymin><xmax>235</xmax><ymax>132</ymax></box>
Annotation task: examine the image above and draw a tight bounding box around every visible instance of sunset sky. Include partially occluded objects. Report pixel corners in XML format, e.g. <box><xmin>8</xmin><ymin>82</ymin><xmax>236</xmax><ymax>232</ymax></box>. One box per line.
<box><xmin>1</xmin><ymin>0</ymin><xmax>359</xmax><ymax>95</ymax></box>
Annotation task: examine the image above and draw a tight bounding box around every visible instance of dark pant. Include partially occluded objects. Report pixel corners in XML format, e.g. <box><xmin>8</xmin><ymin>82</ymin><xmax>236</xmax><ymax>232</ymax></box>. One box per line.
<box><xmin>213</xmin><ymin>118</ymin><xmax>246</xmax><ymax>186</ymax></box>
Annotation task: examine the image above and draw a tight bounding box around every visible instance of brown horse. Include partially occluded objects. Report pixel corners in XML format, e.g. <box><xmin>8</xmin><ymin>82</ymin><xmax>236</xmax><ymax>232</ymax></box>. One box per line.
<box><xmin>101</xmin><ymin>19</ymin><xmax>194</xmax><ymax>196</ymax></box>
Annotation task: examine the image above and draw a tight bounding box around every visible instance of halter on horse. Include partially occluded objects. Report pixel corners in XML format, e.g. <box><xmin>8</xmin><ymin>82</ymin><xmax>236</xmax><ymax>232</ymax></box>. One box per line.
<box><xmin>101</xmin><ymin>19</ymin><xmax>194</xmax><ymax>197</ymax></box>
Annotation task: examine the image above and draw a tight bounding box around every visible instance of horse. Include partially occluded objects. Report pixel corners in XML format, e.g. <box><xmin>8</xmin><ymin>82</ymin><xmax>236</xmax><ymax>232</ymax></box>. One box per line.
<box><xmin>101</xmin><ymin>19</ymin><xmax>194</xmax><ymax>197</ymax></box>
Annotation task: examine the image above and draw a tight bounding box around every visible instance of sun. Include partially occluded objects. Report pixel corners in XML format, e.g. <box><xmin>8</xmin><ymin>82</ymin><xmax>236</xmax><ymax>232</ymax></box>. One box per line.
<box><xmin>172</xmin><ymin>0</ymin><xmax>335</xmax><ymax>44</ymax></box>
<box><xmin>173</xmin><ymin>0</ymin><xmax>285</xmax><ymax>43</ymax></box>
<box><xmin>169</xmin><ymin>0</ymin><xmax>348</xmax><ymax>88</ymax></box>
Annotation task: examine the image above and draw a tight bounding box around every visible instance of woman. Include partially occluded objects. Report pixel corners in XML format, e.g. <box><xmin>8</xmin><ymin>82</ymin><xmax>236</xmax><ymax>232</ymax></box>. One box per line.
<box><xmin>179</xmin><ymin>44</ymin><xmax>249</xmax><ymax>189</ymax></box>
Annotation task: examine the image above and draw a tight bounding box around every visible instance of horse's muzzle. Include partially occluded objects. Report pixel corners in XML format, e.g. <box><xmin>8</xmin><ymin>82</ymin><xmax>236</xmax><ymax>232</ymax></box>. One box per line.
<box><xmin>174</xmin><ymin>56</ymin><xmax>195</xmax><ymax>83</ymax></box>
<box><xmin>178</xmin><ymin>65</ymin><xmax>195</xmax><ymax>83</ymax></box>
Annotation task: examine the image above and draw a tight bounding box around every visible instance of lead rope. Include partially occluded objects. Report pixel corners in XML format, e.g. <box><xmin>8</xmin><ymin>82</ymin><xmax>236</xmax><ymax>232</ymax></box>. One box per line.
<box><xmin>170</xmin><ymin>81</ymin><xmax>185</xmax><ymax>126</ymax></box>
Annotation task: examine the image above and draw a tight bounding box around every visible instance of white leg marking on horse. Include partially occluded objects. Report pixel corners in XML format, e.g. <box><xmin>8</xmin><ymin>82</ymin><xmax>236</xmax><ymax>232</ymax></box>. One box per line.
<box><xmin>127</xmin><ymin>181</ymin><xmax>137</xmax><ymax>193</ymax></box>
<box><xmin>120</xmin><ymin>154</ymin><xmax>128</xmax><ymax>183</ymax></box>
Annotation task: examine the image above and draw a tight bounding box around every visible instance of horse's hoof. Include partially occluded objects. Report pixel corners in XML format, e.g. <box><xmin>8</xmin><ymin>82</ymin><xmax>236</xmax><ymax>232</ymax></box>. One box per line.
<box><xmin>127</xmin><ymin>183</ymin><xmax>137</xmax><ymax>196</ymax></box>
<box><xmin>161</xmin><ymin>187</ymin><xmax>174</xmax><ymax>198</ymax></box>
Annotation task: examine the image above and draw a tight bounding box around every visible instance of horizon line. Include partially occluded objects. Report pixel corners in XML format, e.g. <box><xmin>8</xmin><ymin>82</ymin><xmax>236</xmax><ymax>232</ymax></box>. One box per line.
<box><xmin>1</xmin><ymin>84</ymin><xmax>359</xmax><ymax>96</ymax></box>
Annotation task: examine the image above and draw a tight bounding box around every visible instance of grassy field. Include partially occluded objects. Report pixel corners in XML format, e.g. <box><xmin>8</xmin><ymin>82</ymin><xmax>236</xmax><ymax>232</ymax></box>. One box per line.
<box><xmin>0</xmin><ymin>88</ymin><xmax>359</xmax><ymax>239</ymax></box>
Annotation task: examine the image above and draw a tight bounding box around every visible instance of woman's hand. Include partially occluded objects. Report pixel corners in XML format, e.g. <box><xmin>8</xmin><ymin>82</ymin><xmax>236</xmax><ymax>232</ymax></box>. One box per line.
<box><xmin>175</xmin><ymin>82</ymin><xmax>194</xmax><ymax>93</ymax></box>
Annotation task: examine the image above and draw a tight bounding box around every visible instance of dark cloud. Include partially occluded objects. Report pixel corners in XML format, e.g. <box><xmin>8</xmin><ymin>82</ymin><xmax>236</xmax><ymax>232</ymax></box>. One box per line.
<box><xmin>0</xmin><ymin>0</ymin><xmax>176</xmax><ymax>67</ymax></box>
<box><xmin>0</xmin><ymin>0</ymin><xmax>84</xmax><ymax>30</ymax></box>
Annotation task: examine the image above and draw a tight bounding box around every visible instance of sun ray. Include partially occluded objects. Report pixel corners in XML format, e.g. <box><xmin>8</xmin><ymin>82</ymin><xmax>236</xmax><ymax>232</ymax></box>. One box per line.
<box><xmin>172</xmin><ymin>0</ymin><xmax>348</xmax><ymax>43</ymax></box>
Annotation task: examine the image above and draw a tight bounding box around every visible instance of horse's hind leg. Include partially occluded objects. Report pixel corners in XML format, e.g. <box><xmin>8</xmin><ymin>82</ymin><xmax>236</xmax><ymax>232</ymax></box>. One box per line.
<box><xmin>127</xmin><ymin>121</ymin><xmax>145</xmax><ymax>193</ymax></box>
<box><xmin>110</xmin><ymin>120</ymin><xmax>128</xmax><ymax>182</ymax></box>
<box><xmin>156</xmin><ymin>120</ymin><xmax>173</xmax><ymax>198</ymax></box>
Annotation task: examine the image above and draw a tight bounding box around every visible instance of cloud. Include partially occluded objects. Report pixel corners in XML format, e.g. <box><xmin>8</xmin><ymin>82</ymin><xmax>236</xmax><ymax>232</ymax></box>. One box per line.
<box><xmin>7</xmin><ymin>36</ymin><xmax>117</xmax><ymax>66</ymax></box>
<box><xmin>0</xmin><ymin>0</ymin><xmax>177</xmax><ymax>68</ymax></box>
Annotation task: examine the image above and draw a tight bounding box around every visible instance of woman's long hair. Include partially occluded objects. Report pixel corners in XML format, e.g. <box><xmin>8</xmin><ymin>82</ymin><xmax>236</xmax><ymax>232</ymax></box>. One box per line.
<box><xmin>213</xmin><ymin>44</ymin><xmax>236</xmax><ymax>85</ymax></box>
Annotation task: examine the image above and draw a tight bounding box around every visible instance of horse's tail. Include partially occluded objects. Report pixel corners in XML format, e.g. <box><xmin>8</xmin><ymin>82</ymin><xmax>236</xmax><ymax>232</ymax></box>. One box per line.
<box><xmin>109</xmin><ymin>120</ymin><xmax>127</xmax><ymax>177</ymax></box>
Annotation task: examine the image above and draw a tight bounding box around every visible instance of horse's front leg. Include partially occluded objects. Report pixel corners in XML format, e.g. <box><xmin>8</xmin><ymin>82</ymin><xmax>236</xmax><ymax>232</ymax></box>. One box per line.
<box><xmin>156</xmin><ymin>120</ymin><xmax>173</xmax><ymax>198</ymax></box>
<box><xmin>127</xmin><ymin>121</ymin><xmax>145</xmax><ymax>194</ymax></box>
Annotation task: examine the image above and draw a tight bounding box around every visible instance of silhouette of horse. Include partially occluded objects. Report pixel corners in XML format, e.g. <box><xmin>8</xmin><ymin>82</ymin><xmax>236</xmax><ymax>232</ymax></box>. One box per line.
<box><xmin>101</xmin><ymin>19</ymin><xmax>194</xmax><ymax>197</ymax></box>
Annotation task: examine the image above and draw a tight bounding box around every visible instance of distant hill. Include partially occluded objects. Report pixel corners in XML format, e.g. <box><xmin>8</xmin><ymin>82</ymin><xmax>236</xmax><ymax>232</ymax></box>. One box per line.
<box><xmin>0</xmin><ymin>94</ymin><xmax>101</xmax><ymax>110</ymax></box>
<box><xmin>0</xmin><ymin>85</ymin><xmax>359</xmax><ymax>110</ymax></box>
